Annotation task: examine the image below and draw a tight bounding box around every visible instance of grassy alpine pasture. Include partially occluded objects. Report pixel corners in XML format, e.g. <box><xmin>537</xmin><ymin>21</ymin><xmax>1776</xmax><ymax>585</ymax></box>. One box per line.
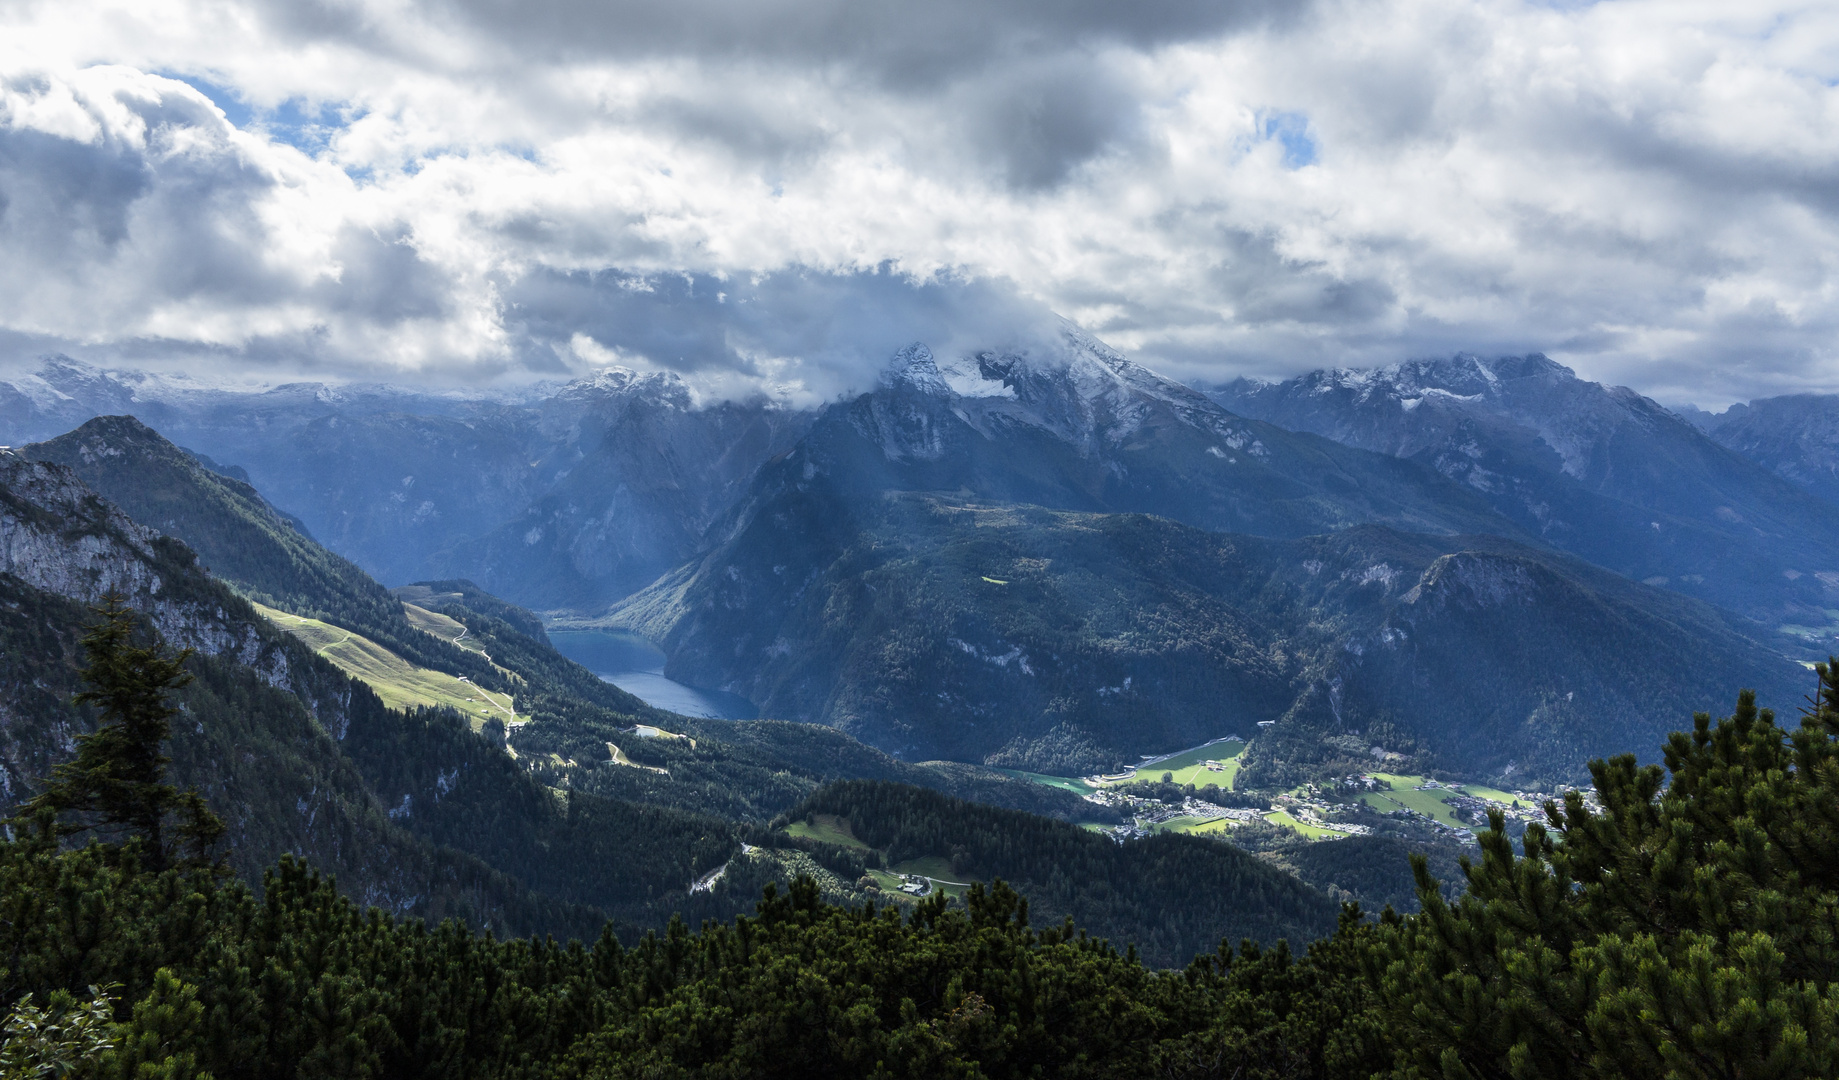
<box><xmin>402</xmin><ymin>602</ymin><xmax>490</xmax><ymax>657</ymax></box>
<box><xmin>401</xmin><ymin>601</ymin><xmax>524</xmax><ymax>684</ymax></box>
<box><xmin>1358</xmin><ymin>773</ymin><xmax>1525</xmax><ymax>830</ymax></box>
<box><xmin>253</xmin><ymin>602</ymin><xmax>527</xmax><ymax>730</ymax></box>
<box><xmin>1010</xmin><ymin>738</ymin><xmax>1250</xmax><ymax>795</ymax></box>
<box><xmin>1109</xmin><ymin>738</ymin><xmax>1246</xmax><ymax>789</ymax></box>
<box><xmin>1148</xmin><ymin>814</ymin><xmax>1225</xmax><ymax>834</ymax></box>
<box><xmin>1459</xmin><ymin>781</ymin><xmax>1531</xmax><ymax>806</ymax></box>
<box><xmin>783</xmin><ymin>813</ymin><xmax>869</xmax><ymax>850</ymax></box>
<box><xmin>1263</xmin><ymin>809</ymin><xmax>1345</xmax><ymax>840</ymax></box>
<box><xmin>779</xmin><ymin>815</ymin><xmax>979</xmax><ymax>898</ymax></box>
<box><xmin>1182</xmin><ymin>817</ymin><xmax>1243</xmax><ymax>836</ymax></box>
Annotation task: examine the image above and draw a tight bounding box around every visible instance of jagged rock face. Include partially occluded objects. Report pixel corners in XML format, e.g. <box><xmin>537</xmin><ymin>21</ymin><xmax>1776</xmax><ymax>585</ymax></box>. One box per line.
<box><xmin>0</xmin><ymin>451</ymin><xmax>163</xmax><ymax>600</ymax></box>
<box><xmin>1700</xmin><ymin>394</ymin><xmax>1839</xmax><ymax>509</ymax></box>
<box><xmin>0</xmin><ymin>451</ymin><xmax>289</xmax><ymax>666</ymax></box>
<box><xmin>1398</xmin><ymin>552</ymin><xmax>1543</xmax><ymax>612</ymax></box>
<box><xmin>1213</xmin><ymin>355</ymin><xmax>1839</xmax><ymax>630</ymax></box>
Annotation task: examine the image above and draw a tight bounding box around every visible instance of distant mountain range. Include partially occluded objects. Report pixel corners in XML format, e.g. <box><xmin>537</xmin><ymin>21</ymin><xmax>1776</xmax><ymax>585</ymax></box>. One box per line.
<box><xmin>0</xmin><ymin>358</ymin><xmax>814</xmax><ymax>609</ymax></box>
<box><xmin>1686</xmin><ymin>393</ymin><xmax>1839</xmax><ymax>512</ymax></box>
<box><xmin>1</xmin><ymin>336</ymin><xmax>1833</xmax><ymax>786</ymax></box>
<box><xmin>1211</xmin><ymin>355</ymin><xmax>1839</xmax><ymax>641</ymax></box>
<box><xmin>808</xmin><ymin>334</ymin><xmax>1523</xmax><ymax>542</ymax></box>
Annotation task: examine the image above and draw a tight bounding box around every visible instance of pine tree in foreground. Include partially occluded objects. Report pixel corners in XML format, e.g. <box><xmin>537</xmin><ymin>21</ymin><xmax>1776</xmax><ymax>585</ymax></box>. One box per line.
<box><xmin>13</xmin><ymin>593</ymin><xmax>223</xmax><ymax>870</ymax></box>
<box><xmin>1381</xmin><ymin>667</ymin><xmax>1839</xmax><ymax>1079</ymax></box>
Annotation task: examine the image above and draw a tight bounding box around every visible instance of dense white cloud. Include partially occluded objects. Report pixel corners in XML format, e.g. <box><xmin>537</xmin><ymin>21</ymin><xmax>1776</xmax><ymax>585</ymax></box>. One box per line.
<box><xmin>0</xmin><ymin>0</ymin><xmax>1835</xmax><ymax>404</ymax></box>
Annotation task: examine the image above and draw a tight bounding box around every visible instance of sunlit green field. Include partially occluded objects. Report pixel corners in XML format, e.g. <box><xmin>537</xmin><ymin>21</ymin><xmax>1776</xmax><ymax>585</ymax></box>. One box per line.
<box><xmin>402</xmin><ymin>602</ymin><xmax>524</xmax><ymax>681</ymax></box>
<box><xmin>1359</xmin><ymin>773</ymin><xmax>1533</xmax><ymax>830</ymax></box>
<box><xmin>782</xmin><ymin>819</ymin><xmax>976</xmax><ymax>897</ymax></box>
<box><xmin>783</xmin><ymin>813</ymin><xmax>870</xmax><ymax>850</ymax></box>
<box><xmin>998</xmin><ymin>738</ymin><xmax>1249</xmax><ymax>799</ymax></box>
<box><xmin>253</xmin><ymin>602</ymin><xmax>526</xmax><ymax>730</ymax></box>
<box><xmin>1458</xmin><ymin>782</ymin><xmax>1529</xmax><ymax>806</ymax></box>
<box><xmin>1111</xmin><ymin>738</ymin><xmax>1246</xmax><ymax>789</ymax></box>
<box><xmin>1263</xmin><ymin>810</ymin><xmax>1344</xmax><ymax>839</ymax></box>
<box><xmin>1182</xmin><ymin>817</ymin><xmax>1242</xmax><ymax>836</ymax></box>
<box><xmin>1149</xmin><ymin>814</ymin><xmax>1224</xmax><ymax>834</ymax></box>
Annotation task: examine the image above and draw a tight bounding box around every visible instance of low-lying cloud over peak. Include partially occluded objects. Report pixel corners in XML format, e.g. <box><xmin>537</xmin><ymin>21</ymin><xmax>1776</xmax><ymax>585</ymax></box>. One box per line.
<box><xmin>0</xmin><ymin>0</ymin><xmax>1836</xmax><ymax>406</ymax></box>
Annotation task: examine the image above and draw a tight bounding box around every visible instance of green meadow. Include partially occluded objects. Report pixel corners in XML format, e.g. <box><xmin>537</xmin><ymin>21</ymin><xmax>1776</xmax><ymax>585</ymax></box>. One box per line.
<box><xmin>254</xmin><ymin>602</ymin><xmax>527</xmax><ymax>730</ymax></box>
<box><xmin>1263</xmin><ymin>810</ymin><xmax>1344</xmax><ymax>840</ymax></box>
<box><xmin>780</xmin><ymin>815</ymin><xmax>979</xmax><ymax>898</ymax></box>
<box><xmin>1357</xmin><ymin>773</ymin><xmax>1526</xmax><ymax>830</ymax></box>
<box><xmin>890</xmin><ymin>856</ymin><xmax>977</xmax><ymax>897</ymax></box>
<box><xmin>1112</xmin><ymin>738</ymin><xmax>1247</xmax><ymax>788</ymax></box>
<box><xmin>1149</xmin><ymin>814</ymin><xmax>1224</xmax><ymax>834</ymax></box>
<box><xmin>783</xmin><ymin>813</ymin><xmax>870</xmax><ymax>850</ymax></box>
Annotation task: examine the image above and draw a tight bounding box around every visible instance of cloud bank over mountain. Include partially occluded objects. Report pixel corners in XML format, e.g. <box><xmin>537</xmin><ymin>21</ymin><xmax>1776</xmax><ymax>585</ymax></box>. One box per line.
<box><xmin>0</xmin><ymin>0</ymin><xmax>1836</xmax><ymax>405</ymax></box>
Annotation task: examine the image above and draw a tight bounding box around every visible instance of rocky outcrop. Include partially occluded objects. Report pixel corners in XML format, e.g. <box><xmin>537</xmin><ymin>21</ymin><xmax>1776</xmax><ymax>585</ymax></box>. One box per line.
<box><xmin>0</xmin><ymin>449</ymin><xmax>302</xmax><ymax>689</ymax></box>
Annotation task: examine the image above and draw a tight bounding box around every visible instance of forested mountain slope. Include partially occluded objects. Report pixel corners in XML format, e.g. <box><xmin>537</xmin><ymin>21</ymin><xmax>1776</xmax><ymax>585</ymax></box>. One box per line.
<box><xmin>0</xmin><ymin>448</ymin><xmax>607</xmax><ymax>935</ymax></box>
<box><xmin>7</xmin><ymin>677</ymin><xmax>1836</xmax><ymax>1078</ymax></box>
<box><xmin>0</xmin><ymin>445</ymin><xmax>889</xmax><ymax>936</ymax></box>
<box><xmin>1212</xmin><ymin>355</ymin><xmax>1839</xmax><ymax>631</ymax></box>
<box><xmin>13</xmin><ymin>412</ymin><xmax>1129</xmax><ymax>827</ymax></box>
<box><xmin>613</xmin><ymin>492</ymin><xmax>1803</xmax><ymax>783</ymax></box>
<box><xmin>0</xmin><ymin>425</ymin><xmax>1137</xmax><ymax>924</ymax></box>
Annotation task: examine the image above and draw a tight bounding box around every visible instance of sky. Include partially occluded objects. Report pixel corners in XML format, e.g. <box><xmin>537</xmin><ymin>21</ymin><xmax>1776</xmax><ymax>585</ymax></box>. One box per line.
<box><xmin>0</xmin><ymin>0</ymin><xmax>1835</xmax><ymax>407</ymax></box>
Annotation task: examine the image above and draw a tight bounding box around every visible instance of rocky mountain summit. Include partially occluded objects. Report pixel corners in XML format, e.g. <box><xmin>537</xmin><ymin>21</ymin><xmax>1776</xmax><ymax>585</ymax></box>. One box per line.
<box><xmin>798</xmin><ymin>328</ymin><xmax>1522</xmax><ymax>544</ymax></box>
<box><xmin>1693</xmin><ymin>393</ymin><xmax>1839</xmax><ymax>510</ymax></box>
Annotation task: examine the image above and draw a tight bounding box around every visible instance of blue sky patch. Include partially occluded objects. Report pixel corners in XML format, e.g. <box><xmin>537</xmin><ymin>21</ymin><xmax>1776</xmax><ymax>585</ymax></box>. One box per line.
<box><xmin>1258</xmin><ymin>111</ymin><xmax>1318</xmax><ymax>169</ymax></box>
<box><xmin>158</xmin><ymin>72</ymin><xmax>351</xmax><ymax>156</ymax></box>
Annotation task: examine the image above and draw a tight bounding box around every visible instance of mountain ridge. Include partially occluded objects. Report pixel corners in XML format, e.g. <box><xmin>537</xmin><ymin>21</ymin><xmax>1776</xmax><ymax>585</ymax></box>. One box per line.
<box><xmin>1211</xmin><ymin>354</ymin><xmax>1839</xmax><ymax>635</ymax></box>
<box><xmin>607</xmin><ymin>489</ymin><xmax>1803</xmax><ymax>784</ymax></box>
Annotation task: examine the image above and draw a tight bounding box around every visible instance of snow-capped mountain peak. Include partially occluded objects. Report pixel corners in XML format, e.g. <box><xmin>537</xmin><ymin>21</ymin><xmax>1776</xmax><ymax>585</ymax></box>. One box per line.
<box><xmin>1299</xmin><ymin>353</ymin><xmax>1577</xmax><ymax>408</ymax></box>
<box><xmin>869</xmin><ymin>323</ymin><xmax>1250</xmax><ymax>457</ymax></box>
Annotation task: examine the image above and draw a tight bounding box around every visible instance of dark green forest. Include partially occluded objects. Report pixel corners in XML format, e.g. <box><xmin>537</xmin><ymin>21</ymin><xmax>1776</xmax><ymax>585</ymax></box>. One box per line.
<box><xmin>5</xmin><ymin>601</ymin><xmax>1837</xmax><ymax>1078</ymax></box>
